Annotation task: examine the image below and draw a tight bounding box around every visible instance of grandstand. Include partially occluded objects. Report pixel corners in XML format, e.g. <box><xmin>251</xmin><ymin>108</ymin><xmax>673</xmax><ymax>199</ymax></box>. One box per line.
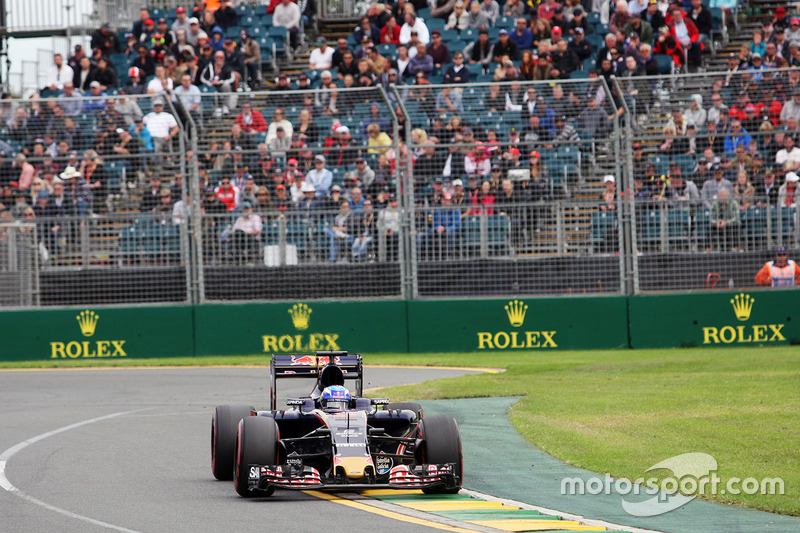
<box><xmin>0</xmin><ymin>0</ymin><xmax>798</xmax><ymax>307</ymax></box>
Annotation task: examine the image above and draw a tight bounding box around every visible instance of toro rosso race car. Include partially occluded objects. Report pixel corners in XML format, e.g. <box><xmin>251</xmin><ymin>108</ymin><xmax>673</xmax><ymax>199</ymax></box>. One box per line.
<box><xmin>211</xmin><ymin>351</ymin><xmax>463</xmax><ymax>497</ymax></box>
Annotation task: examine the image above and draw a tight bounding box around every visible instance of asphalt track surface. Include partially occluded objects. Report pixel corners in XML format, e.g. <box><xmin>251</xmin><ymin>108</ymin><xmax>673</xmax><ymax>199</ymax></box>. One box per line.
<box><xmin>0</xmin><ymin>366</ymin><xmax>483</xmax><ymax>533</ymax></box>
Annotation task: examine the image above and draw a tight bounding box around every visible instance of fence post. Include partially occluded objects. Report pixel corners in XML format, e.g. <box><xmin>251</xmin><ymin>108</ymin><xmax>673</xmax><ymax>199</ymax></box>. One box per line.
<box><xmin>390</xmin><ymin>84</ymin><xmax>417</xmax><ymax>299</ymax></box>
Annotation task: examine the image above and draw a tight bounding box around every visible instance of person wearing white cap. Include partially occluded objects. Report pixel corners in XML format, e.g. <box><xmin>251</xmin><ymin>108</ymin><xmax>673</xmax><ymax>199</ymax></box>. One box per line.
<box><xmin>600</xmin><ymin>175</ymin><xmax>616</xmax><ymax>212</ymax></box>
<box><xmin>305</xmin><ymin>154</ymin><xmax>333</xmax><ymax>197</ymax></box>
<box><xmin>778</xmin><ymin>171</ymin><xmax>799</xmax><ymax>208</ymax></box>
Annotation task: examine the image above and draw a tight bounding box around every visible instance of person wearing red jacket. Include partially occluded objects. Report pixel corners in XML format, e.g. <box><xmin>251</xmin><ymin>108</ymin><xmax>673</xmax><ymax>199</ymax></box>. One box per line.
<box><xmin>654</xmin><ymin>25</ymin><xmax>685</xmax><ymax>67</ymax></box>
<box><xmin>668</xmin><ymin>7</ymin><xmax>703</xmax><ymax>71</ymax></box>
<box><xmin>234</xmin><ymin>102</ymin><xmax>267</xmax><ymax>133</ymax></box>
<box><xmin>380</xmin><ymin>16</ymin><xmax>401</xmax><ymax>45</ymax></box>
<box><xmin>755</xmin><ymin>246</ymin><xmax>800</xmax><ymax>286</ymax></box>
<box><xmin>668</xmin><ymin>8</ymin><xmax>702</xmax><ymax>70</ymax></box>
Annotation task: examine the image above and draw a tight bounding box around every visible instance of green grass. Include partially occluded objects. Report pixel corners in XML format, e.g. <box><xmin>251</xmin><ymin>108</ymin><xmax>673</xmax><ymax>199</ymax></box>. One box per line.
<box><xmin>375</xmin><ymin>347</ymin><xmax>800</xmax><ymax>516</ymax></box>
<box><xmin>4</xmin><ymin>348</ymin><xmax>799</xmax><ymax>515</ymax></box>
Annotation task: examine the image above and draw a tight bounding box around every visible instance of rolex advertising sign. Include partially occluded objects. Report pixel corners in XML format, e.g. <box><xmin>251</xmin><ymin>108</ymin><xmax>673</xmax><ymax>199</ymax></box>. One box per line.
<box><xmin>193</xmin><ymin>301</ymin><xmax>409</xmax><ymax>356</ymax></box>
<box><xmin>629</xmin><ymin>291</ymin><xmax>800</xmax><ymax>349</ymax></box>
<box><xmin>406</xmin><ymin>297</ymin><xmax>630</xmax><ymax>352</ymax></box>
<box><xmin>0</xmin><ymin>306</ymin><xmax>194</xmax><ymax>361</ymax></box>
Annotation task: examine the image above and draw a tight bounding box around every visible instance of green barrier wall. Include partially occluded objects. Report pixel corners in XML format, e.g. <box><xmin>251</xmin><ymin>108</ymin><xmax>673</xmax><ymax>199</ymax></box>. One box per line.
<box><xmin>629</xmin><ymin>290</ymin><xmax>800</xmax><ymax>348</ymax></box>
<box><xmin>193</xmin><ymin>301</ymin><xmax>409</xmax><ymax>356</ymax></box>
<box><xmin>4</xmin><ymin>292</ymin><xmax>798</xmax><ymax>361</ymax></box>
<box><xmin>407</xmin><ymin>297</ymin><xmax>630</xmax><ymax>352</ymax></box>
<box><xmin>2</xmin><ymin>306</ymin><xmax>194</xmax><ymax>361</ymax></box>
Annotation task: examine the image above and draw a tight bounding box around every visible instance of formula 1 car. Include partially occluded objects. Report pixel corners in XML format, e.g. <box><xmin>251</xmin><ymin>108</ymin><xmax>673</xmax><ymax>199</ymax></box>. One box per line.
<box><xmin>211</xmin><ymin>351</ymin><xmax>463</xmax><ymax>497</ymax></box>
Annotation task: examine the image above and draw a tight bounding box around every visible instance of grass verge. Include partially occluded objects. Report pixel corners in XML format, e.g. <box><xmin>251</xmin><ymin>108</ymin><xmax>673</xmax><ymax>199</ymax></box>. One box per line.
<box><xmin>376</xmin><ymin>347</ymin><xmax>800</xmax><ymax>516</ymax></box>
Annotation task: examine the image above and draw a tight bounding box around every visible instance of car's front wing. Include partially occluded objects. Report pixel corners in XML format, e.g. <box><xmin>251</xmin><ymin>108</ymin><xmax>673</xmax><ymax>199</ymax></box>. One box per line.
<box><xmin>246</xmin><ymin>463</ymin><xmax>459</xmax><ymax>492</ymax></box>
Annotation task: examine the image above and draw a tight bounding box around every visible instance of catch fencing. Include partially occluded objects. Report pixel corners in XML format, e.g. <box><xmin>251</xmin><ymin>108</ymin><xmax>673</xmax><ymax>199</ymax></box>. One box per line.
<box><xmin>0</xmin><ymin>70</ymin><xmax>796</xmax><ymax>308</ymax></box>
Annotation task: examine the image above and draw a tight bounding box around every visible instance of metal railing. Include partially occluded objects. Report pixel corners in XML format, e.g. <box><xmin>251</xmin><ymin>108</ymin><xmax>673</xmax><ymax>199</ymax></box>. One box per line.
<box><xmin>0</xmin><ymin>72</ymin><xmax>797</xmax><ymax>308</ymax></box>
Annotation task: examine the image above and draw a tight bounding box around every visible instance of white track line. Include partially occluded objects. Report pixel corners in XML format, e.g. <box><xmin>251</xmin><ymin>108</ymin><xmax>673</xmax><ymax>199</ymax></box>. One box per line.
<box><xmin>0</xmin><ymin>410</ymin><xmax>147</xmax><ymax>533</ymax></box>
<box><xmin>461</xmin><ymin>488</ymin><xmax>666</xmax><ymax>533</ymax></box>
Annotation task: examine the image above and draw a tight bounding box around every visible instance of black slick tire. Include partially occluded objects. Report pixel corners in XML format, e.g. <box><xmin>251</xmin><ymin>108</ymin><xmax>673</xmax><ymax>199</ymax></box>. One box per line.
<box><xmin>234</xmin><ymin>416</ymin><xmax>279</xmax><ymax>497</ymax></box>
<box><xmin>211</xmin><ymin>405</ymin><xmax>254</xmax><ymax>481</ymax></box>
<box><xmin>418</xmin><ymin>414</ymin><xmax>463</xmax><ymax>494</ymax></box>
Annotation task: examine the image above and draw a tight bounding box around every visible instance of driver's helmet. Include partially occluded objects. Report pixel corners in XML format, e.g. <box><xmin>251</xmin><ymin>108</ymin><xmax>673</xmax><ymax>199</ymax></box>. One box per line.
<box><xmin>321</xmin><ymin>385</ymin><xmax>351</xmax><ymax>411</ymax></box>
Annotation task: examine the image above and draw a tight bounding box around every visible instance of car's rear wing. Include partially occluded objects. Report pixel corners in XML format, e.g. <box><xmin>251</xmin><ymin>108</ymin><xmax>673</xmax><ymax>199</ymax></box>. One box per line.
<box><xmin>269</xmin><ymin>351</ymin><xmax>363</xmax><ymax>410</ymax></box>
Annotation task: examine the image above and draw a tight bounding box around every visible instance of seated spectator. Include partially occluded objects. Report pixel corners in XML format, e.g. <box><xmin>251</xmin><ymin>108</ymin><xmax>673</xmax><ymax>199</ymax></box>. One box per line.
<box><xmin>668</xmin><ymin>8</ymin><xmax>702</xmax><ymax>71</ymax></box>
<box><xmin>480</xmin><ymin>0</ymin><xmax>500</xmax><ymax>24</ymax></box>
<box><xmin>200</xmin><ymin>50</ymin><xmax>238</xmax><ymax>115</ymax></box>
<box><xmin>400</xmin><ymin>12</ymin><xmax>430</xmax><ymax>45</ymax></box>
<box><xmin>90</xmin><ymin>57</ymin><xmax>117</xmax><ymax>91</ymax></box>
<box><xmin>59</xmin><ymin>82</ymin><xmax>83</xmax><ymax>117</ymax></box>
<box><xmin>324</xmin><ymin>200</ymin><xmax>358</xmax><ymax>262</ymax></box>
<box><xmin>172</xmin><ymin>74</ymin><xmax>202</xmax><ymax>132</ymax></box>
<box><xmin>230</xmin><ymin>202</ymin><xmax>261</xmax><ymax>264</ymax></box>
<box><xmin>73</xmin><ymin>56</ymin><xmax>96</xmax><ymax>92</ymax></box>
<box><xmin>215</xmin><ymin>175</ymin><xmax>239</xmax><ymax>211</ymax></box>
<box><xmin>444</xmin><ymin>2</ymin><xmax>467</xmax><ymax>31</ymax></box>
<box><xmin>91</xmin><ymin>22</ymin><xmax>121</xmax><ymax>56</ymax></box>
<box><xmin>379</xmin><ymin>15</ymin><xmax>401</xmax><ymax>44</ymax></box>
<box><xmin>465</xmin><ymin>1</ymin><xmax>489</xmax><ymax>31</ymax></box>
<box><xmin>427</xmin><ymin>30</ymin><xmax>451</xmax><ymax>67</ymax></box>
<box><xmin>493</xmin><ymin>29</ymin><xmax>519</xmax><ymax>62</ymax></box>
<box><xmin>504</xmin><ymin>0</ymin><xmax>525</xmax><ymax>18</ymax></box>
<box><xmin>421</xmin><ymin>192</ymin><xmax>460</xmax><ymax>258</ymax></box>
<box><xmin>147</xmin><ymin>64</ymin><xmax>174</xmax><ymax>94</ymax></box>
<box><xmin>82</xmin><ymin>81</ymin><xmax>108</xmax><ymax>114</ymax></box>
<box><xmin>689</xmin><ymin>0</ymin><xmax>713</xmax><ymax>49</ymax></box>
<box><xmin>235</xmin><ymin>102</ymin><xmax>267</xmax><ymax>134</ymax></box>
<box><xmin>45</xmin><ymin>53</ymin><xmax>74</xmax><ymax>92</ymax></box>
<box><xmin>143</xmin><ymin>99</ymin><xmax>179</xmax><ymax>155</ymax></box>
<box><xmin>776</xmin><ymin>135</ymin><xmax>800</xmax><ymax>172</ymax></box>
<box><xmin>550</xmin><ymin>39</ymin><xmax>579</xmax><ymax>78</ymax></box>
<box><xmin>408</xmin><ymin>43</ymin><xmax>434</xmax><ymax>77</ymax></box>
<box><xmin>709</xmin><ymin>188</ymin><xmax>740</xmax><ymax>250</ymax></box>
<box><xmin>537</xmin><ymin>0</ymin><xmax>560</xmax><ymax>22</ymax></box>
<box><xmin>466</xmin><ymin>29</ymin><xmax>494</xmax><ymax>68</ymax></box>
<box><xmin>568</xmin><ymin>7</ymin><xmax>590</xmax><ymax>35</ymax></box>
<box><xmin>306</xmin><ymin>154</ymin><xmax>333</xmax><ymax>197</ymax></box>
<box><xmin>733</xmin><ymin>169</ymin><xmax>755</xmax><ymax>210</ymax></box>
<box><xmin>442</xmin><ymin>51</ymin><xmax>470</xmax><ymax>84</ymax></box>
<box><xmin>274</xmin><ymin>0</ymin><xmax>301</xmax><ymax>48</ymax></box>
<box><xmin>309</xmin><ymin>37</ymin><xmax>334</xmax><ymax>69</ymax></box>
<box><xmin>779</xmin><ymin>171</ymin><xmax>799</xmax><ymax>207</ymax></box>
<box><xmin>701</xmin><ymin>163</ymin><xmax>733</xmax><ymax>209</ymax></box>
<box><xmin>353</xmin><ymin>16</ymin><xmax>381</xmax><ymax>45</ymax></box>
<box><xmin>724</xmin><ymin>120</ymin><xmax>752</xmax><ymax>154</ymax></box>
<box><xmin>366</xmin><ymin>123</ymin><xmax>393</xmax><ymax>154</ymax></box>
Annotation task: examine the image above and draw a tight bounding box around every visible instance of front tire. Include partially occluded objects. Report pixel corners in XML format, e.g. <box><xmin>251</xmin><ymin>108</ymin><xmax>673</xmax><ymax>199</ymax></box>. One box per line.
<box><xmin>418</xmin><ymin>414</ymin><xmax>463</xmax><ymax>494</ymax></box>
<box><xmin>212</xmin><ymin>405</ymin><xmax>254</xmax><ymax>480</ymax></box>
<box><xmin>234</xmin><ymin>416</ymin><xmax>279</xmax><ymax>497</ymax></box>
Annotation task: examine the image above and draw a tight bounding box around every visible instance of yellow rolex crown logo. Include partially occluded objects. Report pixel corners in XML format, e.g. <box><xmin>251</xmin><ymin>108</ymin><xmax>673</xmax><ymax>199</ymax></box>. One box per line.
<box><xmin>76</xmin><ymin>310</ymin><xmax>99</xmax><ymax>337</ymax></box>
<box><xmin>730</xmin><ymin>293</ymin><xmax>754</xmax><ymax>322</ymax></box>
<box><xmin>288</xmin><ymin>303</ymin><xmax>312</xmax><ymax>331</ymax></box>
<box><xmin>505</xmin><ymin>300</ymin><xmax>528</xmax><ymax>327</ymax></box>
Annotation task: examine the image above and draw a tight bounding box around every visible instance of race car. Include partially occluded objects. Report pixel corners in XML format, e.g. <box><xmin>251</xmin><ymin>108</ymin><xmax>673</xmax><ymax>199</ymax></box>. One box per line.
<box><xmin>211</xmin><ymin>351</ymin><xmax>463</xmax><ymax>498</ymax></box>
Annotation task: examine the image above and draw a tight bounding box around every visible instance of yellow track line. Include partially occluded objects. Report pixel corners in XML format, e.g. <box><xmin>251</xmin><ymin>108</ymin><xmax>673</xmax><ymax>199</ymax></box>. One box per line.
<box><xmin>302</xmin><ymin>490</ymin><xmax>480</xmax><ymax>533</ymax></box>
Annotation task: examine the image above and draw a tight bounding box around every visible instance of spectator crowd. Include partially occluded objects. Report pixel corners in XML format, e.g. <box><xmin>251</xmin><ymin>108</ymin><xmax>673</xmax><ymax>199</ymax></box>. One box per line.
<box><xmin>0</xmin><ymin>0</ymin><xmax>799</xmax><ymax>265</ymax></box>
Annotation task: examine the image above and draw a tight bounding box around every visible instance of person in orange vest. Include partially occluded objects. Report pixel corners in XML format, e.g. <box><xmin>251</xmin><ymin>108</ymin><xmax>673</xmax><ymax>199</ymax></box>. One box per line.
<box><xmin>755</xmin><ymin>246</ymin><xmax>800</xmax><ymax>286</ymax></box>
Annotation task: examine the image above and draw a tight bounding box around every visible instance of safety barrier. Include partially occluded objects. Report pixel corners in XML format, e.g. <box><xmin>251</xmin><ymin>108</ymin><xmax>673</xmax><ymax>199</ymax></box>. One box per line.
<box><xmin>2</xmin><ymin>290</ymin><xmax>798</xmax><ymax>361</ymax></box>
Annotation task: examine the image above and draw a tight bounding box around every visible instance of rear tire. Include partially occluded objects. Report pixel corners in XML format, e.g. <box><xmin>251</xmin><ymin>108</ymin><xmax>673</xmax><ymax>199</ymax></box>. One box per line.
<box><xmin>418</xmin><ymin>414</ymin><xmax>463</xmax><ymax>494</ymax></box>
<box><xmin>234</xmin><ymin>416</ymin><xmax>279</xmax><ymax>498</ymax></box>
<box><xmin>386</xmin><ymin>402</ymin><xmax>423</xmax><ymax>421</ymax></box>
<box><xmin>212</xmin><ymin>405</ymin><xmax>254</xmax><ymax>480</ymax></box>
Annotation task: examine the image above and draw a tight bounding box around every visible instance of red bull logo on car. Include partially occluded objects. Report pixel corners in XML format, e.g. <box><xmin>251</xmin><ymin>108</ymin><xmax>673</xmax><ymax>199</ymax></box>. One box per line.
<box><xmin>262</xmin><ymin>303</ymin><xmax>341</xmax><ymax>353</ymax></box>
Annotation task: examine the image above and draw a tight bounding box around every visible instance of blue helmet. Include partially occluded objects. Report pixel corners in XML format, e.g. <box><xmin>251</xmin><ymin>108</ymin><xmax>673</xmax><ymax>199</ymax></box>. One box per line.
<box><xmin>321</xmin><ymin>385</ymin><xmax>351</xmax><ymax>410</ymax></box>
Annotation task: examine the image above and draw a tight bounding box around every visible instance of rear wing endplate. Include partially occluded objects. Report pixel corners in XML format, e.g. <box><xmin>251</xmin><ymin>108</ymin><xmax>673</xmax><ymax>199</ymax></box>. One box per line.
<box><xmin>269</xmin><ymin>351</ymin><xmax>363</xmax><ymax>409</ymax></box>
